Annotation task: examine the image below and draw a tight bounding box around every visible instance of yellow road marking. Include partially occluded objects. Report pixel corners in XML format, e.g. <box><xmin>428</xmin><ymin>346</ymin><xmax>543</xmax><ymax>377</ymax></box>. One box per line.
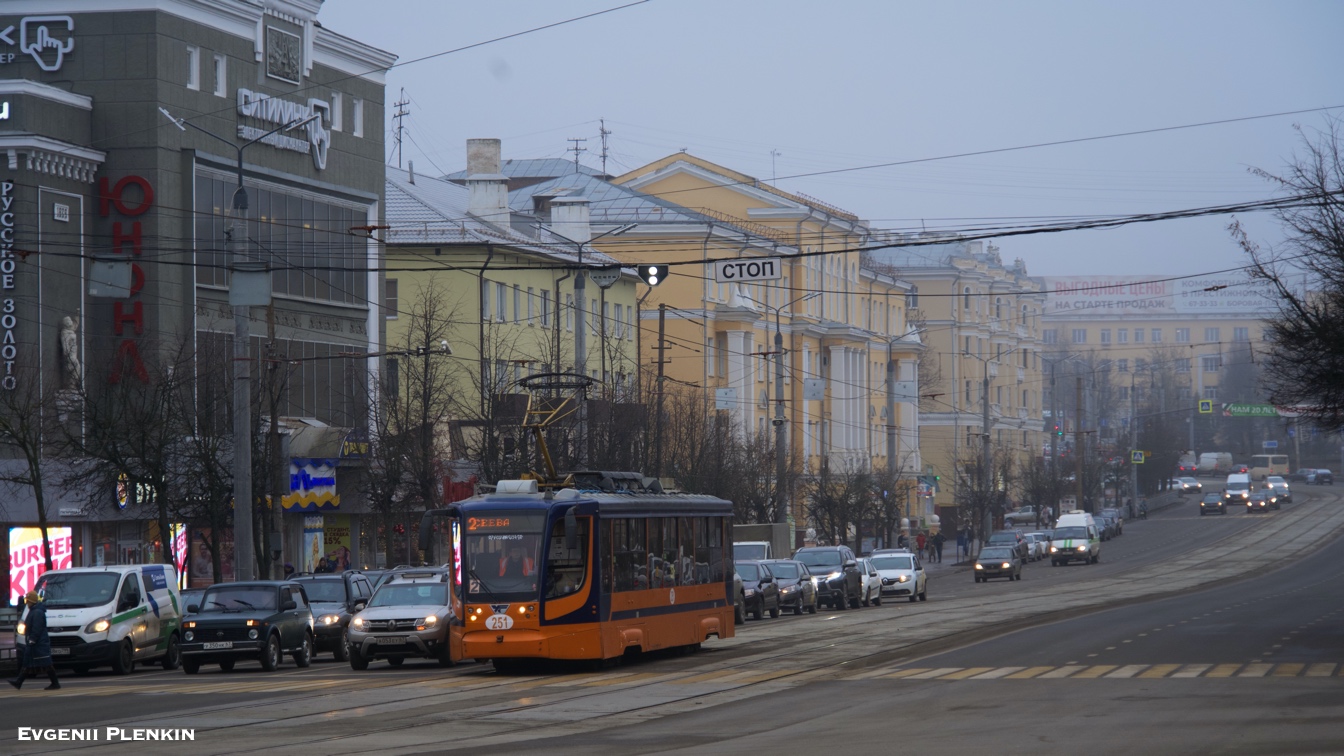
<box><xmin>1104</xmin><ymin>665</ymin><xmax>1148</xmax><ymax>678</ymax></box>
<box><xmin>1206</xmin><ymin>664</ymin><xmax>1242</xmax><ymax>678</ymax></box>
<box><xmin>937</xmin><ymin>667</ymin><xmax>995</xmax><ymax>680</ymax></box>
<box><xmin>1238</xmin><ymin>663</ymin><xmax>1273</xmax><ymax>678</ymax></box>
<box><xmin>1039</xmin><ymin>666</ymin><xmax>1086</xmax><ymax>679</ymax></box>
<box><xmin>1138</xmin><ymin>664</ymin><xmax>1181</xmax><ymax>678</ymax></box>
<box><xmin>878</xmin><ymin>668</ymin><xmax>931</xmax><ymax>679</ymax></box>
<box><xmin>1271</xmin><ymin>663</ymin><xmax>1304</xmax><ymax>677</ymax></box>
<box><xmin>1005</xmin><ymin>666</ymin><xmax>1056</xmax><ymax>679</ymax></box>
<box><xmin>1305</xmin><ymin>663</ymin><xmax>1337</xmax><ymax>677</ymax></box>
<box><xmin>906</xmin><ymin>668</ymin><xmax>963</xmax><ymax>679</ymax></box>
<box><xmin>1071</xmin><ymin>665</ymin><xmax>1118</xmax><ymax>679</ymax></box>
<box><xmin>970</xmin><ymin>667</ymin><xmax>1025</xmax><ymax>679</ymax></box>
<box><xmin>669</xmin><ymin>670</ymin><xmax>741</xmax><ymax>685</ymax></box>
<box><xmin>1171</xmin><ymin>665</ymin><xmax>1211</xmax><ymax>678</ymax></box>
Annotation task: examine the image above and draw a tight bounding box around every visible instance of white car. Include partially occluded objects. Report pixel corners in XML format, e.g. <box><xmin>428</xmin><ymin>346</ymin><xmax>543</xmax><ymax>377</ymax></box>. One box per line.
<box><xmin>855</xmin><ymin>558</ymin><xmax>883</xmax><ymax>607</ymax></box>
<box><xmin>1265</xmin><ymin>475</ymin><xmax>1292</xmax><ymax>502</ymax></box>
<box><xmin>869</xmin><ymin>550</ymin><xmax>927</xmax><ymax>603</ymax></box>
<box><xmin>1023</xmin><ymin>532</ymin><xmax>1051</xmax><ymax>561</ymax></box>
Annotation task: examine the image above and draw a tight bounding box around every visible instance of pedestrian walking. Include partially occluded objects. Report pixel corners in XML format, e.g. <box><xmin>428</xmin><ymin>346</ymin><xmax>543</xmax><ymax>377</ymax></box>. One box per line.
<box><xmin>8</xmin><ymin>591</ymin><xmax>60</xmax><ymax>690</ymax></box>
<box><xmin>915</xmin><ymin>531</ymin><xmax>927</xmax><ymax>561</ymax></box>
<box><xmin>956</xmin><ymin>531</ymin><xmax>967</xmax><ymax>561</ymax></box>
<box><xmin>896</xmin><ymin>532</ymin><xmax>909</xmax><ymax>549</ymax></box>
<box><xmin>932</xmin><ymin>531</ymin><xmax>946</xmax><ymax>563</ymax></box>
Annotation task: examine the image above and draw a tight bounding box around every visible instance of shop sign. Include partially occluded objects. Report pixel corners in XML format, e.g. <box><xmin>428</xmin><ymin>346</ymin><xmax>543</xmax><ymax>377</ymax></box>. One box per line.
<box><xmin>8</xmin><ymin>526</ymin><xmax>72</xmax><ymax>605</ymax></box>
<box><xmin>0</xmin><ymin>16</ymin><xmax>75</xmax><ymax>71</ymax></box>
<box><xmin>169</xmin><ymin>523</ymin><xmax>188</xmax><ymax>590</ymax></box>
<box><xmin>0</xmin><ymin>179</ymin><xmax>16</xmax><ymax>390</ymax></box>
<box><xmin>283</xmin><ymin>458</ymin><xmax>340</xmax><ymax>511</ymax></box>
<box><xmin>98</xmin><ymin>175</ymin><xmax>154</xmax><ymax>384</ymax></box>
<box><xmin>340</xmin><ymin>427</ymin><xmax>368</xmax><ymax>459</ymax></box>
<box><xmin>236</xmin><ymin>88</ymin><xmax>331</xmax><ymax>171</ymax></box>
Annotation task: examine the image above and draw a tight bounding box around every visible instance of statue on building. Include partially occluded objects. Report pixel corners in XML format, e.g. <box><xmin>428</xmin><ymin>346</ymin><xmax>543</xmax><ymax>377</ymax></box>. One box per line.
<box><xmin>59</xmin><ymin>315</ymin><xmax>81</xmax><ymax>390</ymax></box>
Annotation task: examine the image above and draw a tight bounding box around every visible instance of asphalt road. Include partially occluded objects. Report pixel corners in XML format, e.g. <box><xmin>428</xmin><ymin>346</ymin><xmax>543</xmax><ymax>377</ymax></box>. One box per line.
<box><xmin>3</xmin><ymin>486</ymin><xmax>1340</xmax><ymax>755</ymax></box>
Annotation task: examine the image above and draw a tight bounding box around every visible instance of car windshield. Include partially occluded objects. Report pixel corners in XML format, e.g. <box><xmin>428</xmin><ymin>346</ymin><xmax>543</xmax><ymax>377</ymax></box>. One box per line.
<box><xmin>295</xmin><ymin>580</ymin><xmax>346</xmax><ymax>603</ymax></box>
<box><xmin>1053</xmin><ymin>527</ymin><xmax>1088</xmax><ymax>539</ymax></box>
<box><xmin>1181</xmin><ymin>477</ymin><xmax>1199</xmax><ymax>484</ymax></box>
<box><xmin>33</xmin><ymin>573</ymin><xmax>120</xmax><ymax>609</ymax></box>
<box><xmin>988</xmin><ymin>533</ymin><xmax>1017</xmax><ymax>543</ymax></box>
<box><xmin>795</xmin><ymin>551</ymin><xmax>842</xmax><ymax>568</ymax></box>
<box><xmin>735</xmin><ymin>563</ymin><xmax>760</xmax><ymax>581</ymax></box>
<box><xmin>1267</xmin><ymin>477</ymin><xmax>1285</xmax><ymax>484</ymax></box>
<box><xmin>199</xmin><ymin>587</ymin><xmax>278</xmax><ymax>612</ymax></box>
<box><xmin>766</xmin><ymin>563</ymin><xmax>799</xmax><ymax>579</ymax></box>
<box><xmin>735</xmin><ymin>544</ymin><xmax>768</xmax><ymax>560</ymax></box>
<box><xmin>979</xmin><ymin>548</ymin><xmax>1014</xmax><ymax>560</ymax></box>
<box><xmin>368</xmin><ymin>583</ymin><xmax>448</xmax><ymax>607</ymax></box>
<box><xmin>462</xmin><ymin>511</ymin><xmax>546</xmax><ymax>602</ymax></box>
<box><xmin>871</xmin><ymin>555</ymin><xmax>913</xmax><ymax>570</ymax></box>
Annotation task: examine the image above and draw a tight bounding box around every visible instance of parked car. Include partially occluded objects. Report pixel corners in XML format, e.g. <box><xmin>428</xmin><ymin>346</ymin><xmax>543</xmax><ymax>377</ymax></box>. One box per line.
<box><xmin>1098</xmin><ymin>510</ymin><xmax>1123</xmax><ymax>537</ymax></box>
<box><xmin>986</xmin><ymin>530</ymin><xmax>1029</xmax><ymax>561</ymax></box>
<box><xmin>348</xmin><ymin>569</ymin><xmax>454</xmax><ymax>669</ymax></box>
<box><xmin>760</xmin><ymin>560</ymin><xmax>817</xmax><ymax>615</ymax></box>
<box><xmin>180</xmin><ymin>581</ymin><xmax>314</xmax><ymax>674</ymax></box>
<box><xmin>793</xmin><ymin>546</ymin><xmax>862</xmax><ymax>610</ymax></box>
<box><xmin>974</xmin><ymin>546</ymin><xmax>1023</xmax><ymax>582</ymax></box>
<box><xmin>733</xmin><ymin>571</ymin><xmax>746</xmax><ymax>624</ymax></box>
<box><xmin>1199</xmin><ymin>492</ymin><xmax>1227</xmax><ymax>516</ymax></box>
<box><xmin>1023</xmin><ymin>532</ymin><xmax>1051</xmax><ymax>561</ymax></box>
<box><xmin>734</xmin><ymin>561</ymin><xmax>781</xmax><ymax>620</ymax></box>
<box><xmin>855</xmin><ymin>558</ymin><xmax>883</xmax><ymax>607</ymax></box>
<box><xmin>1247</xmin><ymin>490</ymin><xmax>1280</xmax><ymax>513</ymax></box>
<box><xmin>870</xmin><ymin>551</ymin><xmax>927</xmax><ymax>602</ymax></box>
<box><xmin>291</xmin><ymin>571</ymin><xmax>373</xmax><ymax>661</ymax></box>
<box><xmin>1308</xmin><ymin>469</ymin><xmax>1334</xmax><ymax>485</ymax></box>
<box><xmin>1003</xmin><ymin>506</ymin><xmax>1039</xmax><ymax>526</ymax></box>
<box><xmin>1265</xmin><ymin>476</ymin><xmax>1292</xmax><ymax>502</ymax></box>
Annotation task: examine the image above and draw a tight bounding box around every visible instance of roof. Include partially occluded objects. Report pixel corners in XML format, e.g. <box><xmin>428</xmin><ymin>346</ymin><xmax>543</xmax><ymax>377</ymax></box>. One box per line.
<box><xmin>443</xmin><ymin>158</ymin><xmax>607</xmax><ymax>181</ymax></box>
<box><xmin>509</xmin><ymin>172</ymin><xmax>712</xmax><ymax>225</ymax></box>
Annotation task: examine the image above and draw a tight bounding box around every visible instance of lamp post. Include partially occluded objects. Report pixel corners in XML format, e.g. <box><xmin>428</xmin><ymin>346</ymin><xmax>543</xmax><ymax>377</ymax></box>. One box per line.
<box><xmin>160</xmin><ymin>107</ymin><xmax>318</xmax><ymax>582</ymax></box>
<box><xmin>539</xmin><ymin>223</ymin><xmax>636</xmax><ymax>468</ymax></box>
<box><xmin>963</xmin><ymin>345</ymin><xmax>1024</xmax><ymax>542</ymax></box>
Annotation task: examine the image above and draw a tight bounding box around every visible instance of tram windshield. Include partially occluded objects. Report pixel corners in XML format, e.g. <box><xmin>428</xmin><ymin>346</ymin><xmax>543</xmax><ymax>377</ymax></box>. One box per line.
<box><xmin>462</xmin><ymin>511</ymin><xmax>547</xmax><ymax>602</ymax></box>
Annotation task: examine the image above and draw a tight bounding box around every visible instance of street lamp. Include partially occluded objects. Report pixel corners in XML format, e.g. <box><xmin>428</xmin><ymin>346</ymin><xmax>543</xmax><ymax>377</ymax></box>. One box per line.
<box><xmin>159</xmin><ymin>107</ymin><xmax>319</xmax><ymax>582</ymax></box>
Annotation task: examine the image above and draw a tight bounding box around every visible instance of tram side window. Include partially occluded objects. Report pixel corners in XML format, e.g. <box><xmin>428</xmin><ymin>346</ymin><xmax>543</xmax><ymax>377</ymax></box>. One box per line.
<box><xmin>602</xmin><ymin>520</ymin><xmax>617</xmax><ymax>593</ymax></box>
<box><xmin>614</xmin><ymin>518</ymin><xmax>646</xmax><ymax>592</ymax></box>
<box><xmin>679</xmin><ymin>517</ymin><xmax>697</xmax><ymax>586</ymax></box>
<box><xmin>695</xmin><ymin>517</ymin><xmax>712</xmax><ymax>585</ymax></box>
<box><xmin>709</xmin><ymin>517</ymin><xmax>725</xmax><ymax>583</ymax></box>
<box><xmin>544</xmin><ymin>517</ymin><xmax>589</xmax><ymax>599</ymax></box>
<box><xmin>647</xmin><ymin>517</ymin><xmax>665</xmax><ymax>588</ymax></box>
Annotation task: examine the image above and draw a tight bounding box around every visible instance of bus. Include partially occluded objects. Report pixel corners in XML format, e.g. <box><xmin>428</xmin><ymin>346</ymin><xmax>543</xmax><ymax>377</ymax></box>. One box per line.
<box><xmin>1249</xmin><ymin>454</ymin><xmax>1290</xmax><ymax>481</ymax></box>
<box><xmin>418</xmin><ymin>473</ymin><xmax>734</xmax><ymax>670</ymax></box>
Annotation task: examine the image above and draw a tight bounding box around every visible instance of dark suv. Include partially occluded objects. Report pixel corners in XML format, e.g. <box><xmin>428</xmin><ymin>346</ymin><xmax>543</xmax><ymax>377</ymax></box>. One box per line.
<box><xmin>291</xmin><ymin>571</ymin><xmax>373</xmax><ymax>661</ymax></box>
<box><xmin>181</xmin><ymin>581</ymin><xmax>315</xmax><ymax>674</ymax></box>
<box><xmin>987</xmin><ymin>530</ymin><xmax>1030</xmax><ymax>560</ymax></box>
<box><xmin>792</xmin><ymin>546</ymin><xmax>861</xmax><ymax>610</ymax></box>
<box><xmin>1199</xmin><ymin>493</ymin><xmax>1226</xmax><ymax>515</ymax></box>
<box><xmin>733</xmin><ymin>560</ymin><xmax>781</xmax><ymax>620</ymax></box>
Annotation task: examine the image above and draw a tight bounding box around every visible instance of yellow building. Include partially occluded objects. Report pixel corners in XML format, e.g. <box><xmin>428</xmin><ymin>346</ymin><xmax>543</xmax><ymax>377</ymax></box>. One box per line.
<box><xmin>384</xmin><ymin>146</ymin><xmax>639</xmax><ymax>469</ymax></box>
<box><xmin>867</xmin><ymin>237</ymin><xmax>1048</xmax><ymax>525</ymax></box>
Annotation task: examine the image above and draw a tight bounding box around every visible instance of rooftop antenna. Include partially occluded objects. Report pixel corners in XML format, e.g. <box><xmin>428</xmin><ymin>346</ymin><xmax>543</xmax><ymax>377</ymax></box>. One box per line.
<box><xmin>599</xmin><ymin>119</ymin><xmax>611</xmax><ymax>176</ymax></box>
<box><xmin>392</xmin><ymin>88</ymin><xmax>410</xmax><ymax>169</ymax></box>
<box><xmin>770</xmin><ymin>149</ymin><xmax>782</xmax><ymax>183</ymax></box>
<box><xmin>567</xmin><ymin>137</ymin><xmax>587</xmax><ymax>173</ymax></box>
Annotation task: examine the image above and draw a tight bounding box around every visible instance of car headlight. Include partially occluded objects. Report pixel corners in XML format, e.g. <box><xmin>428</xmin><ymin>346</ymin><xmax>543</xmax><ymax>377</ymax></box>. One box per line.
<box><xmin>352</xmin><ymin>617</ymin><xmax>365</xmax><ymax>629</ymax></box>
<box><xmin>1077</xmin><ymin>546</ymin><xmax>1087</xmax><ymax>552</ymax></box>
<box><xmin>248</xmin><ymin>628</ymin><xmax>259</xmax><ymax>640</ymax></box>
<box><xmin>184</xmin><ymin>631</ymin><xmax>194</xmax><ymax>642</ymax></box>
<box><xmin>780</xmin><ymin>586</ymin><xmax>795</xmax><ymax>594</ymax></box>
<box><xmin>84</xmin><ymin>616</ymin><xmax>111</xmax><ymax>634</ymax></box>
<box><xmin>320</xmin><ymin>614</ymin><xmax>341</xmax><ymax>626</ymax></box>
<box><xmin>897</xmin><ymin>575</ymin><xmax>910</xmax><ymax>583</ymax></box>
<box><xmin>423</xmin><ymin>615</ymin><xmax>439</xmax><ymax>625</ymax></box>
<box><xmin>974</xmin><ymin>564</ymin><xmax>984</xmax><ymax>570</ymax></box>
<box><xmin>1049</xmin><ymin>546</ymin><xmax>1058</xmax><ymax>553</ymax></box>
<box><xmin>1001</xmin><ymin>562</ymin><xmax>1011</xmax><ymax>569</ymax></box>
<box><xmin>745</xmin><ymin>588</ymin><xmax>757</xmax><ymax>596</ymax></box>
<box><xmin>826</xmin><ymin>571</ymin><xmax>842</xmax><ymax>581</ymax></box>
<box><xmin>16</xmin><ymin>621</ymin><xmax>25</xmax><ymax>635</ymax></box>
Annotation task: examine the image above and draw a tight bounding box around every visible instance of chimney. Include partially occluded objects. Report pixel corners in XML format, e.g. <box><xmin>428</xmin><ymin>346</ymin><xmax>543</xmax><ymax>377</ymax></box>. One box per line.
<box><xmin>408</xmin><ymin>160</ymin><xmax>415</xmax><ymax>184</ymax></box>
<box><xmin>465</xmin><ymin>138</ymin><xmax>509</xmax><ymax>223</ymax></box>
<box><xmin>549</xmin><ymin>196</ymin><xmax>591</xmax><ymax>244</ymax></box>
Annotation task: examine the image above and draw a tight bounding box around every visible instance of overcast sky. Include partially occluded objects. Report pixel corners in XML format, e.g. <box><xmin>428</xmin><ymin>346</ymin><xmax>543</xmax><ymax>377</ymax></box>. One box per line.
<box><xmin>320</xmin><ymin>0</ymin><xmax>1343</xmax><ymax>277</ymax></box>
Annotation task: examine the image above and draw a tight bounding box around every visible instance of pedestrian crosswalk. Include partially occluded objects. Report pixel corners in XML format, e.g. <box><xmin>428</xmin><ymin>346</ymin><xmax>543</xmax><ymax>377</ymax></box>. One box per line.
<box><xmin>843</xmin><ymin>662</ymin><xmax>1343</xmax><ymax>681</ymax></box>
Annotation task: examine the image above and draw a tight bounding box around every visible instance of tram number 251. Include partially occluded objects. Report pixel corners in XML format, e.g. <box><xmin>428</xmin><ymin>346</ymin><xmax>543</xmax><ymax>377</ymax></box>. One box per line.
<box><xmin>485</xmin><ymin>614</ymin><xmax>514</xmax><ymax>630</ymax></box>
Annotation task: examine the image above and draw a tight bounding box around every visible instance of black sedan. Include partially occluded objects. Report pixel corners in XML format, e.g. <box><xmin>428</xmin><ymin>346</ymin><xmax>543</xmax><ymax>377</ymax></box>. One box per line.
<box><xmin>1246</xmin><ymin>491</ymin><xmax>1280</xmax><ymax>513</ymax></box>
<box><xmin>733</xmin><ymin>561</ymin><xmax>781</xmax><ymax>620</ymax></box>
<box><xmin>760</xmin><ymin>559</ymin><xmax>818</xmax><ymax>615</ymax></box>
<box><xmin>181</xmin><ymin>581</ymin><xmax>315</xmax><ymax>673</ymax></box>
<box><xmin>974</xmin><ymin>546</ymin><xmax>1023</xmax><ymax>582</ymax></box>
<box><xmin>1199</xmin><ymin>493</ymin><xmax>1227</xmax><ymax>515</ymax></box>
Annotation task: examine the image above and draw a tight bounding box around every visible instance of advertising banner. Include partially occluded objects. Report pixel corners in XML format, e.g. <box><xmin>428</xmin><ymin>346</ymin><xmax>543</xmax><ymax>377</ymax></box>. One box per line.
<box><xmin>283</xmin><ymin>458</ymin><xmax>340</xmax><ymax>511</ymax></box>
<box><xmin>8</xmin><ymin>527</ymin><xmax>73</xmax><ymax>605</ymax></box>
<box><xmin>188</xmin><ymin>527</ymin><xmax>234</xmax><ymax>588</ymax></box>
<box><xmin>1043</xmin><ymin>274</ymin><xmax>1276</xmax><ymax>318</ymax></box>
<box><xmin>170</xmin><ymin>523</ymin><xmax>189</xmax><ymax>590</ymax></box>
<box><xmin>302</xmin><ymin>516</ymin><xmax>325</xmax><ymax>573</ymax></box>
<box><xmin>322</xmin><ymin>514</ymin><xmax>352</xmax><ymax>572</ymax></box>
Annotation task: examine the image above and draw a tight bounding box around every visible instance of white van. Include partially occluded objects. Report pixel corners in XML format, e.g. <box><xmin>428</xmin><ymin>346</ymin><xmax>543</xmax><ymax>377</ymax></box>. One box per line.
<box><xmin>1223</xmin><ymin>473</ymin><xmax>1252</xmax><ymax>504</ymax></box>
<box><xmin>21</xmin><ymin>565</ymin><xmax>183</xmax><ymax>674</ymax></box>
<box><xmin>734</xmin><ymin>541</ymin><xmax>772</xmax><ymax>560</ymax></box>
<box><xmin>1049</xmin><ymin>511</ymin><xmax>1101</xmax><ymax>565</ymax></box>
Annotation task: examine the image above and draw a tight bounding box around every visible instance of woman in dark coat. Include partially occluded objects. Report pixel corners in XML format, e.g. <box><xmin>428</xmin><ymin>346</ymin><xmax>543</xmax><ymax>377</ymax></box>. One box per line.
<box><xmin>8</xmin><ymin>590</ymin><xmax>60</xmax><ymax>690</ymax></box>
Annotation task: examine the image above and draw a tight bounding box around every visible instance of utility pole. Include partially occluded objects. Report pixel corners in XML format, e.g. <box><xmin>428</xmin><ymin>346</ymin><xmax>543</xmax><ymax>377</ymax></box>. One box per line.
<box><xmin>1129</xmin><ymin>372</ymin><xmax>1139</xmax><ymax>520</ymax></box>
<box><xmin>598</xmin><ymin>119</ymin><xmax>611</xmax><ymax>176</ymax></box>
<box><xmin>567</xmin><ymin>137</ymin><xmax>587</xmax><ymax>172</ymax></box>
<box><xmin>773</xmin><ymin>307</ymin><xmax>787</xmax><ymax>524</ymax></box>
<box><xmin>982</xmin><ymin>359</ymin><xmax>992</xmax><ymax>539</ymax></box>
<box><xmin>886</xmin><ymin>346</ymin><xmax>897</xmax><ymax>546</ymax></box>
<box><xmin>1075</xmin><ymin>375</ymin><xmax>1085</xmax><ymax>514</ymax></box>
<box><xmin>392</xmin><ymin>88</ymin><xmax>410</xmax><ymax>169</ymax></box>
<box><xmin>653</xmin><ymin>303</ymin><xmax>667</xmax><ymax>478</ymax></box>
<box><xmin>1050</xmin><ymin>362</ymin><xmax>1059</xmax><ymax>506</ymax></box>
<box><xmin>267</xmin><ymin>306</ymin><xmax>285</xmax><ymax>579</ymax></box>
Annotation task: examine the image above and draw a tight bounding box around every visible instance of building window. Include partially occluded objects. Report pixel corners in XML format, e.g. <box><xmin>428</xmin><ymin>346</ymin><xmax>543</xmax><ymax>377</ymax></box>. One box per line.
<box><xmin>1204</xmin><ymin>327</ymin><xmax>1220</xmax><ymax>343</ymax></box>
<box><xmin>963</xmin><ymin>287</ymin><xmax>971</xmax><ymax>310</ymax></box>
<box><xmin>386</xmin><ymin>358</ymin><xmax>399</xmax><ymax>397</ymax></box>
<box><xmin>384</xmin><ymin>278</ymin><xmax>398</xmax><ymax>319</ymax></box>
<box><xmin>965</xmin><ymin>380</ymin><xmax>971</xmax><ymax>405</ymax></box>
<box><xmin>481</xmin><ymin>280</ymin><xmax>490</xmax><ymax>320</ymax></box>
<box><xmin>626</xmin><ymin>305</ymin><xmax>634</xmax><ymax>341</ymax></box>
<box><xmin>1100</xmin><ymin>329</ymin><xmax>1111</xmax><ymax>344</ymax></box>
<box><xmin>906</xmin><ymin>285</ymin><xmax>918</xmax><ymax>309</ymax></box>
<box><xmin>527</xmin><ymin>287</ymin><xmax>535</xmax><ymax>325</ymax></box>
<box><xmin>1072</xmin><ymin>329</ymin><xmax>1087</xmax><ymax>344</ymax></box>
<box><xmin>186</xmin><ymin>46</ymin><xmax>200</xmax><ymax>90</ymax></box>
<box><xmin>1176</xmin><ymin>328</ymin><xmax>1190</xmax><ymax>344</ymax></box>
<box><xmin>495</xmin><ymin>282</ymin><xmax>506</xmax><ymax>321</ymax></box>
<box><xmin>1177</xmin><ymin>358</ymin><xmax>1191</xmax><ymax>373</ymax></box>
<box><xmin>565</xmin><ymin>294</ymin><xmax>574</xmax><ymax>331</ymax></box>
<box><xmin>1202</xmin><ymin>355</ymin><xmax>1222</xmax><ymax>372</ymax></box>
<box><xmin>330</xmin><ymin>92</ymin><xmax>343</xmax><ymax>132</ymax></box>
<box><xmin>212</xmin><ymin>54</ymin><xmax>226</xmax><ymax>97</ymax></box>
<box><xmin>1133</xmin><ymin>328</ymin><xmax>1144</xmax><ymax>344</ymax></box>
<box><xmin>512</xmin><ymin>284</ymin><xmax>520</xmax><ymax>323</ymax></box>
<box><xmin>1042</xmin><ymin>329</ymin><xmax>1058</xmax><ymax>345</ymax></box>
<box><xmin>1117</xmin><ymin>358</ymin><xmax>1128</xmax><ymax>372</ymax></box>
<box><xmin>1203</xmin><ymin>387</ymin><xmax>1218</xmax><ymax>400</ymax></box>
<box><xmin>541</xmin><ymin>290</ymin><xmax>551</xmax><ymax>326</ymax></box>
<box><xmin>1234</xmin><ymin>327</ymin><xmax>1249</xmax><ymax>342</ymax></box>
<box><xmin>1151</xmin><ymin>328</ymin><xmax>1161</xmax><ymax>343</ymax></box>
<box><xmin>1117</xmin><ymin>329</ymin><xmax>1128</xmax><ymax>344</ymax></box>
<box><xmin>352</xmin><ymin>98</ymin><xmax>365</xmax><ymax>137</ymax></box>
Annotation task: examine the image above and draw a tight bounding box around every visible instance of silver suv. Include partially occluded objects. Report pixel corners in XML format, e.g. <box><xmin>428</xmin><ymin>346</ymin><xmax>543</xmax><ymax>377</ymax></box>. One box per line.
<box><xmin>348</xmin><ymin>569</ymin><xmax>454</xmax><ymax>669</ymax></box>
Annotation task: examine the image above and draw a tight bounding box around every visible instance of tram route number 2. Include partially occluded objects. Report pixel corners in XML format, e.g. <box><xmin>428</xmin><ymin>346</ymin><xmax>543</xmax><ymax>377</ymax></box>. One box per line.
<box><xmin>485</xmin><ymin>613</ymin><xmax>514</xmax><ymax>630</ymax></box>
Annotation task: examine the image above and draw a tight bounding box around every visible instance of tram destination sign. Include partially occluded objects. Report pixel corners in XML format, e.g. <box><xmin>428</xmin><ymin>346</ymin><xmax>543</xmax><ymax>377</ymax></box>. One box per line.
<box><xmin>714</xmin><ymin>257</ymin><xmax>782</xmax><ymax>283</ymax></box>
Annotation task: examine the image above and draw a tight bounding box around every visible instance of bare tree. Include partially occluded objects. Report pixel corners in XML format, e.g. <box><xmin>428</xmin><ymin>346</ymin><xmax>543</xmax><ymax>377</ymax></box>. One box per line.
<box><xmin>1235</xmin><ymin>119</ymin><xmax>1344</xmax><ymax>428</ymax></box>
<box><xmin>0</xmin><ymin>362</ymin><xmax>64</xmax><ymax>571</ymax></box>
<box><xmin>804</xmin><ymin>458</ymin><xmax>873</xmax><ymax>552</ymax></box>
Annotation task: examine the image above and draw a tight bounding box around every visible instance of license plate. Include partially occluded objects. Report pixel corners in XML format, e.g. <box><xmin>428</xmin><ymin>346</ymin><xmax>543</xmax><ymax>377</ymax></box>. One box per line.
<box><xmin>202</xmin><ymin>642</ymin><xmax>232</xmax><ymax>650</ymax></box>
<box><xmin>376</xmin><ymin>636</ymin><xmax>407</xmax><ymax>645</ymax></box>
<box><xmin>51</xmin><ymin>647</ymin><xmax>70</xmax><ymax>656</ymax></box>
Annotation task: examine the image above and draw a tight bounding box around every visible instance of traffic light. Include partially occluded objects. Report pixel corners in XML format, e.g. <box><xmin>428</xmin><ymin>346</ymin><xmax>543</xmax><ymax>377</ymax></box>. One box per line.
<box><xmin>638</xmin><ymin>264</ymin><xmax>669</xmax><ymax>286</ymax></box>
<box><xmin>1054</xmin><ymin>424</ymin><xmax>1063</xmax><ymax>436</ymax></box>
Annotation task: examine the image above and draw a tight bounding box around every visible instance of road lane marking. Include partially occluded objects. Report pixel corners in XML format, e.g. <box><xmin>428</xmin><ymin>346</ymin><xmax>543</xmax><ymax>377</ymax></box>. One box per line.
<box><xmin>1071</xmin><ymin>665</ymin><xmax>1119</xmax><ymax>679</ymax></box>
<box><xmin>1272</xmin><ymin>664</ymin><xmax>1304</xmax><ymax>677</ymax></box>
<box><xmin>906</xmin><ymin>668</ymin><xmax>963</xmax><ymax>679</ymax></box>
<box><xmin>1238</xmin><ymin>663</ymin><xmax>1273</xmax><ymax>677</ymax></box>
<box><xmin>1138</xmin><ymin>664</ymin><xmax>1181</xmax><ymax>678</ymax></box>
<box><xmin>878</xmin><ymin>668</ymin><xmax>931</xmax><ymax>679</ymax></box>
<box><xmin>1004</xmin><ymin>666</ymin><xmax>1055</xmax><ymax>679</ymax></box>
<box><xmin>970</xmin><ymin>667</ymin><xmax>1024</xmax><ymax>679</ymax></box>
<box><xmin>1305</xmin><ymin>663</ymin><xmax>1337</xmax><ymax>677</ymax></box>
<box><xmin>1039</xmin><ymin>665</ymin><xmax>1086</xmax><ymax>679</ymax></box>
<box><xmin>1206</xmin><ymin>664</ymin><xmax>1242</xmax><ymax>678</ymax></box>
<box><xmin>1172</xmin><ymin>665</ymin><xmax>1211</xmax><ymax>678</ymax></box>
<box><xmin>937</xmin><ymin>667</ymin><xmax>995</xmax><ymax>680</ymax></box>
<box><xmin>1105</xmin><ymin>665</ymin><xmax>1148</xmax><ymax>678</ymax></box>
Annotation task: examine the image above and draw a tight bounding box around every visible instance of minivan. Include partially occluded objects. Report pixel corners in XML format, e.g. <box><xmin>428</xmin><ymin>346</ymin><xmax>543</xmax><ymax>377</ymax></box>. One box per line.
<box><xmin>1223</xmin><ymin>473</ymin><xmax>1252</xmax><ymax>504</ymax></box>
<box><xmin>1049</xmin><ymin>512</ymin><xmax>1101</xmax><ymax>565</ymax></box>
<box><xmin>23</xmin><ymin>565</ymin><xmax>183</xmax><ymax>674</ymax></box>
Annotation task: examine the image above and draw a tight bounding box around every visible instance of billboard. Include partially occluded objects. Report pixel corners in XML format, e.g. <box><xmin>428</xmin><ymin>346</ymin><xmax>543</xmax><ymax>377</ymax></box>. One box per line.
<box><xmin>8</xmin><ymin>527</ymin><xmax>73</xmax><ymax>605</ymax></box>
<box><xmin>1043</xmin><ymin>274</ymin><xmax>1276</xmax><ymax>318</ymax></box>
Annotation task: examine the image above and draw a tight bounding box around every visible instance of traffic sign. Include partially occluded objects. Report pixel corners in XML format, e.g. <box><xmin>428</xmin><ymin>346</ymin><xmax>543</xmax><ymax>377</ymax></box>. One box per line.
<box><xmin>1223</xmin><ymin>402</ymin><xmax>1279</xmax><ymax>417</ymax></box>
<box><xmin>714</xmin><ymin>257</ymin><xmax>782</xmax><ymax>283</ymax></box>
<box><xmin>1131</xmin><ymin>450</ymin><xmax>1144</xmax><ymax>464</ymax></box>
<box><xmin>1262</xmin><ymin>440</ymin><xmax>1279</xmax><ymax>449</ymax></box>
<box><xmin>1198</xmin><ymin>399</ymin><xmax>1213</xmax><ymax>414</ymax></box>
